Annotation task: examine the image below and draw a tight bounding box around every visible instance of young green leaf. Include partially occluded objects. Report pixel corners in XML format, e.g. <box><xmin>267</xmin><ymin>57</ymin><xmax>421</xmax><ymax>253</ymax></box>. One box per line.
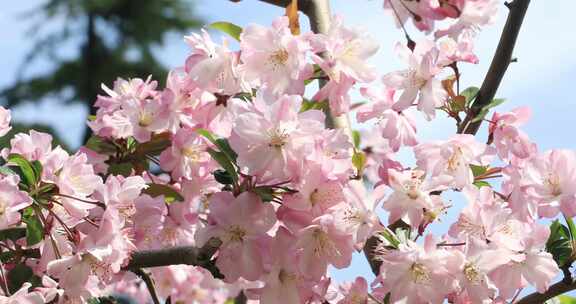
<box><xmin>207</xmin><ymin>148</ymin><xmax>239</xmax><ymax>185</ymax></box>
<box><xmin>142</xmin><ymin>184</ymin><xmax>184</xmax><ymax>203</ymax></box>
<box><xmin>7</xmin><ymin>154</ymin><xmax>37</xmax><ymax>187</ymax></box>
<box><xmin>209</xmin><ymin>22</ymin><xmax>243</xmax><ymax>41</ymax></box>
<box><xmin>7</xmin><ymin>264</ymin><xmax>34</xmax><ymax>293</ymax></box>
<box><xmin>23</xmin><ymin>215</ymin><xmax>43</xmax><ymax>246</ymax></box>
<box><xmin>461</xmin><ymin>86</ymin><xmax>479</xmax><ymax>107</ymax></box>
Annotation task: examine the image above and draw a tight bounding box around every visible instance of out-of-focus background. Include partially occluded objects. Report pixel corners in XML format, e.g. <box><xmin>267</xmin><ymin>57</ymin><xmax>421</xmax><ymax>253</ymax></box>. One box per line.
<box><xmin>1</xmin><ymin>0</ymin><xmax>576</xmax><ymax>284</ymax></box>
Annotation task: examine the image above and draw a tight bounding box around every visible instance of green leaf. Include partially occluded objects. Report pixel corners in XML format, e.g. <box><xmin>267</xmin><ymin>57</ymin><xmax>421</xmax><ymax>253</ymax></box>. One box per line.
<box><xmin>108</xmin><ymin>162</ymin><xmax>133</xmax><ymax>177</ymax></box>
<box><xmin>0</xmin><ymin>227</ymin><xmax>27</xmax><ymax>242</ymax></box>
<box><xmin>7</xmin><ymin>264</ymin><xmax>33</xmax><ymax>293</ymax></box>
<box><xmin>352</xmin><ymin>130</ymin><xmax>361</xmax><ymax>149</ymax></box>
<box><xmin>253</xmin><ymin>187</ymin><xmax>275</xmax><ymax>202</ymax></box>
<box><xmin>136</xmin><ymin>132</ymin><xmax>172</xmax><ymax>156</ymax></box>
<box><xmin>379</xmin><ymin>229</ymin><xmax>400</xmax><ymax>249</ymax></box>
<box><xmin>142</xmin><ymin>183</ymin><xmax>184</xmax><ymax>203</ymax></box>
<box><xmin>215</xmin><ymin>138</ymin><xmax>238</xmax><ymax>161</ymax></box>
<box><xmin>7</xmin><ymin>154</ymin><xmax>37</xmax><ymax>186</ymax></box>
<box><xmin>23</xmin><ymin>215</ymin><xmax>43</xmax><ymax>246</ymax></box>
<box><xmin>196</xmin><ymin>128</ymin><xmax>218</xmax><ymax>145</ymax></box>
<box><xmin>564</xmin><ymin>215</ymin><xmax>576</xmax><ymax>241</ymax></box>
<box><xmin>85</xmin><ymin>136</ymin><xmax>117</xmax><ymax>154</ymax></box>
<box><xmin>0</xmin><ymin>166</ymin><xmax>17</xmax><ymax>177</ymax></box>
<box><xmin>31</xmin><ymin>160</ymin><xmax>43</xmax><ymax>182</ymax></box>
<box><xmin>553</xmin><ymin>295</ymin><xmax>576</xmax><ymax>304</ymax></box>
<box><xmin>471</xmin><ymin>98</ymin><xmax>507</xmax><ymax>123</ymax></box>
<box><xmin>352</xmin><ymin>151</ymin><xmax>367</xmax><ymax>175</ymax></box>
<box><xmin>473</xmin><ymin>181</ymin><xmax>491</xmax><ymax>188</ymax></box>
<box><xmin>547</xmin><ymin>220</ymin><xmax>574</xmax><ymax>267</ymax></box>
<box><xmin>214</xmin><ymin>169</ymin><xmax>234</xmax><ymax>185</ymax></box>
<box><xmin>470</xmin><ymin>164</ymin><xmax>488</xmax><ymax>177</ymax></box>
<box><xmin>461</xmin><ymin>86</ymin><xmax>479</xmax><ymax>107</ymax></box>
<box><xmin>209</xmin><ymin>22</ymin><xmax>243</xmax><ymax>41</ymax></box>
<box><xmin>299</xmin><ymin>99</ymin><xmax>326</xmax><ymax>112</ymax></box>
<box><xmin>207</xmin><ymin>148</ymin><xmax>239</xmax><ymax>185</ymax></box>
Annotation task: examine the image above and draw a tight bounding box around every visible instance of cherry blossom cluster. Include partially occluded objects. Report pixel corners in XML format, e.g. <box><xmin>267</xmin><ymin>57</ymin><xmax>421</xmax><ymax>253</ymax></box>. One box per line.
<box><xmin>0</xmin><ymin>1</ymin><xmax>569</xmax><ymax>303</ymax></box>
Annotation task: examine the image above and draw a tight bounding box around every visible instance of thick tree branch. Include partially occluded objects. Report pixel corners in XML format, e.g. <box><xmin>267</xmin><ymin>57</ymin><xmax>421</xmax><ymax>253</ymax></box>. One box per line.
<box><xmin>458</xmin><ymin>0</ymin><xmax>531</xmax><ymax>135</ymax></box>
<box><xmin>124</xmin><ymin>239</ymin><xmax>222</xmax><ymax>277</ymax></box>
<box><xmin>516</xmin><ymin>279</ymin><xmax>576</xmax><ymax>304</ymax></box>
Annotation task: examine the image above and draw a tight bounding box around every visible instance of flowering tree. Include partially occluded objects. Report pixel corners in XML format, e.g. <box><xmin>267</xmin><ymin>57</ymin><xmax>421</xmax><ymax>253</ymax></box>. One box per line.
<box><xmin>2</xmin><ymin>0</ymin><xmax>575</xmax><ymax>303</ymax></box>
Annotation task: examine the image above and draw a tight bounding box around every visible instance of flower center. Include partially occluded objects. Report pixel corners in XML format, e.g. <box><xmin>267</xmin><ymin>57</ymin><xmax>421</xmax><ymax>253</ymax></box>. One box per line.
<box><xmin>226</xmin><ymin>225</ymin><xmax>247</xmax><ymax>243</ymax></box>
<box><xmin>403</xmin><ymin>179</ymin><xmax>422</xmax><ymax>200</ymax></box>
<box><xmin>267</xmin><ymin>128</ymin><xmax>289</xmax><ymax>148</ymax></box>
<box><xmin>447</xmin><ymin>147</ymin><xmax>463</xmax><ymax>172</ymax></box>
<box><xmin>463</xmin><ymin>262</ymin><xmax>482</xmax><ymax>284</ymax></box>
<box><xmin>311</xmin><ymin>228</ymin><xmax>336</xmax><ymax>257</ymax></box>
<box><xmin>268</xmin><ymin>49</ymin><xmax>289</xmax><ymax>69</ymax></box>
<box><xmin>181</xmin><ymin>146</ymin><xmax>201</xmax><ymax>162</ymax></box>
<box><xmin>0</xmin><ymin>200</ymin><xmax>6</xmax><ymax>216</ymax></box>
<box><xmin>138</xmin><ymin>111</ymin><xmax>153</xmax><ymax>127</ymax></box>
<box><xmin>409</xmin><ymin>262</ymin><xmax>431</xmax><ymax>283</ymax></box>
<box><xmin>278</xmin><ymin>269</ymin><xmax>297</xmax><ymax>284</ymax></box>
<box><xmin>405</xmin><ymin>69</ymin><xmax>427</xmax><ymax>89</ymax></box>
<box><xmin>545</xmin><ymin>173</ymin><xmax>562</xmax><ymax>196</ymax></box>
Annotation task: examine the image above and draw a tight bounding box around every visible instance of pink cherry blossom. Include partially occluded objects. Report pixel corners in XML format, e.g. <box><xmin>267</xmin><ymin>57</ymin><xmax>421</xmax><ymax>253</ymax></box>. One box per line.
<box><xmin>374</xmin><ymin>235</ymin><xmax>457</xmax><ymax>304</ymax></box>
<box><xmin>489</xmin><ymin>106</ymin><xmax>537</xmax><ymax>161</ymax></box>
<box><xmin>382</xmin><ymin>40</ymin><xmax>447</xmax><ymax>120</ymax></box>
<box><xmin>94</xmin><ymin>175</ymin><xmax>148</xmax><ymax>221</ymax></box>
<box><xmin>0</xmin><ymin>175</ymin><xmax>31</xmax><ymax>229</ymax></box>
<box><xmin>240</xmin><ymin>16</ymin><xmax>312</xmax><ymax>95</ymax></box>
<box><xmin>0</xmin><ymin>106</ymin><xmax>11</xmax><ymax>137</ymax></box>
<box><xmin>415</xmin><ymin>134</ymin><xmax>492</xmax><ymax>188</ymax></box>
<box><xmin>55</xmin><ymin>152</ymin><xmax>103</xmax><ymax>219</ymax></box>
<box><xmin>333</xmin><ymin>180</ymin><xmax>384</xmax><ymax>249</ymax></box>
<box><xmin>258</xmin><ymin>227</ymin><xmax>307</xmax><ymax>304</ymax></box>
<box><xmin>512</xmin><ymin>149</ymin><xmax>576</xmax><ymax>218</ymax></box>
<box><xmin>357</xmin><ymin>87</ymin><xmax>418</xmax><ymax>151</ymax></box>
<box><xmin>0</xmin><ymin>282</ymin><xmax>46</xmax><ymax>304</ymax></box>
<box><xmin>199</xmin><ymin>191</ymin><xmax>276</xmax><ymax>282</ymax></box>
<box><xmin>159</xmin><ymin>127</ymin><xmax>214</xmax><ymax>181</ymax></box>
<box><xmin>229</xmin><ymin>94</ymin><xmax>325</xmax><ymax>181</ymax></box>
<box><xmin>337</xmin><ymin>277</ymin><xmax>371</xmax><ymax>304</ymax></box>
<box><xmin>435</xmin><ymin>0</ymin><xmax>499</xmax><ymax>38</ymax></box>
<box><xmin>296</xmin><ymin>214</ymin><xmax>354</xmax><ymax>280</ymax></box>
<box><xmin>283</xmin><ymin>164</ymin><xmax>345</xmax><ymax>216</ymax></box>
<box><xmin>489</xmin><ymin>224</ymin><xmax>559</xmax><ymax>299</ymax></box>
<box><xmin>383</xmin><ymin>0</ymin><xmax>436</xmax><ymax>32</ymax></box>
<box><xmin>383</xmin><ymin>169</ymin><xmax>448</xmax><ymax>228</ymax></box>
<box><xmin>185</xmin><ymin>29</ymin><xmax>247</xmax><ymax>95</ymax></box>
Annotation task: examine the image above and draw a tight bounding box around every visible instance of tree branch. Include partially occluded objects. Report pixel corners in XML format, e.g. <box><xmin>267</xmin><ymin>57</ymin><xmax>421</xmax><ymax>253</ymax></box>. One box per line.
<box><xmin>124</xmin><ymin>239</ymin><xmax>222</xmax><ymax>277</ymax></box>
<box><xmin>516</xmin><ymin>279</ymin><xmax>576</xmax><ymax>304</ymax></box>
<box><xmin>458</xmin><ymin>0</ymin><xmax>531</xmax><ymax>135</ymax></box>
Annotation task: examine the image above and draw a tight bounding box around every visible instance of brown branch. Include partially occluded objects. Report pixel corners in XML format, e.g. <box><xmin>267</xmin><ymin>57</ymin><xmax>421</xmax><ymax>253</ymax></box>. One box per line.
<box><xmin>516</xmin><ymin>279</ymin><xmax>576</xmax><ymax>304</ymax></box>
<box><xmin>123</xmin><ymin>239</ymin><xmax>222</xmax><ymax>277</ymax></box>
<box><xmin>132</xmin><ymin>268</ymin><xmax>161</xmax><ymax>304</ymax></box>
<box><xmin>231</xmin><ymin>0</ymin><xmax>313</xmax><ymax>16</ymax></box>
<box><xmin>458</xmin><ymin>0</ymin><xmax>531</xmax><ymax>135</ymax></box>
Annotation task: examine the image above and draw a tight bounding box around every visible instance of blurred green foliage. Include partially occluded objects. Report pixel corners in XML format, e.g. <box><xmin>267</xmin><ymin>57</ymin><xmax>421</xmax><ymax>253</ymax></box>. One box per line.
<box><xmin>0</xmin><ymin>0</ymin><xmax>202</xmax><ymax>142</ymax></box>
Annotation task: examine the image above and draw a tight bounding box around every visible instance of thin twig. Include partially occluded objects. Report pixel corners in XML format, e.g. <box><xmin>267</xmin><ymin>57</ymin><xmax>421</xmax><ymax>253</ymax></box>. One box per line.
<box><xmin>132</xmin><ymin>268</ymin><xmax>161</xmax><ymax>304</ymax></box>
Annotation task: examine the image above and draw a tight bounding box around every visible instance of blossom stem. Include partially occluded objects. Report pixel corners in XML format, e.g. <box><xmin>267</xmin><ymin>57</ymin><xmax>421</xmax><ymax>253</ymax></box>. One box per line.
<box><xmin>132</xmin><ymin>268</ymin><xmax>161</xmax><ymax>304</ymax></box>
<box><xmin>53</xmin><ymin>193</ymin><xmax>106</xmax><ymax>209</ymax></box>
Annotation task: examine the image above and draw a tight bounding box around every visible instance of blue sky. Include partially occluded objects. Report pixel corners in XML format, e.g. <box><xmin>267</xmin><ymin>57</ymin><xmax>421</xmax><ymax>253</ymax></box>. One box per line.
<box><xmin>2</xmin><ymin>0</ymin><xmax>576</xmax><ymax>287</ymax></box>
